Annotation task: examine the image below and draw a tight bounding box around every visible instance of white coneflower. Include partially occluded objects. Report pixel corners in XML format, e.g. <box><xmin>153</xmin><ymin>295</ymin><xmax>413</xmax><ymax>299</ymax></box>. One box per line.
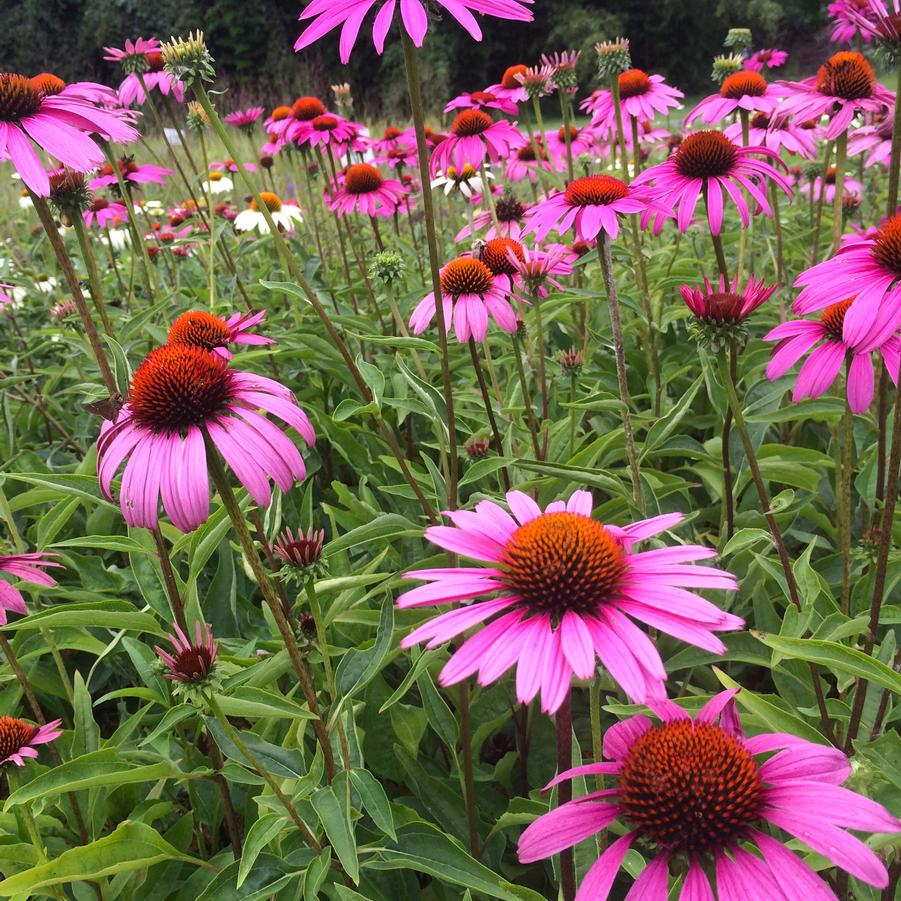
<box><xmin>107</xmin><ymin>228</ymin><xmax>130</xmax><ymax>250</ymax></box>
<box><xmin>431</xmin><ymin>163</ymin><xmax>494</xmax><ymax>199</ymax></box>
<box><xmin>233</xmin><ymin>192</ymin><xmax>303</xmax><ymax>234</ymax></box>
<box><xmin>201</xmin><ymin>170</ymin><xmax>233</xmax><ymax>194</ymax></box>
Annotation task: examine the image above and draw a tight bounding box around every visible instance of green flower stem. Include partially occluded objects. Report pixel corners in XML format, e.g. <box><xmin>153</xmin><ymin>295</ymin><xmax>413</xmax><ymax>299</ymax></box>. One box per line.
<box><xmin>457</xmin><ymin>682</ymin><xmax>480</xmax><ymax>857</ymax></box>
<box><xmin>555</xmin><ymin>692</ymin><xmax>576</xmax><ymax>901</ymax></box>
<box><xmin>705</xmin><ymin>190</ymin><xmax>730</xmax><ymax>281</ymax></box>
<box><xmin>480</xmin><ymin>161</ymin><xmax>501</xmax><ymax>232</ymax></box>
<box><xmin>630</xmin><ymin>115</ymin><xmax>642</xmax><ymax>175</ymax></box>
<box><xmin>198</xmin><ymin>131</ymin><xmax>217</xmax><ymax>310</ymax></box>
<box><xmin>627</xmin><ymin>215</ymin><xmax>662</xmax><ymax>415</ymax></box>
<box><xmin>832</xmin><ymin>129</ymin><xmax>848</xmax><ymax>254</ymax></box>
<box><xmin>811</xmin><ymin>141</ymin><xmax>833</xmax><ymax>265</ymax></box>
<box><xmin>531</xmin><ymin>95</ymin><xmax>550</xmax><ymax>164</ymax></box>
<box><xmin>149</xmin><ymin>526</ymin><xmax>188</xmax><ymax>634</ymax></box>
<box><xmin>716</xmin><ymin>352</ymin><xmax>838</xmax><ymax>745</ymax></box>
<box><xmin>596</xmin><ymin>235</ymin><xmax>644</xmax><ymax>514</ymax></box>
<box><xmin>206</xmin><ymin>694</ymin><xmax>323</xmax><ymax>852</ymax></box>
<box><xmin>531</xmin><ymin>289</ymin><xmax>550</xmax><ymax>458</ymax></box>
<box><xmin>737</xmin><ymin>108</ymin><xmax>752</xmax><ymax>279</ymax></box>
<box><xmin>511</xmin><ymin>333</ymin><xmax>542</xmax><ymax>459</ymax></box>
<box><xmin>520</xmin><ymin>104</ymin><xmax>546</xmax><ymax>183</ymax></box>
<box><xmin>101</xmin><ymin>225</ymin><xmax>127</xmax><ymax>298</ymax></box>
<box><xmin>192</xmin><ymin>81</ymin><xmax>438</xmax><ymax>524</ymax></box>
<box><xmin>610</xmin><ymin>76</ymin><xmax>630</xmax><ymax>180</ymax></box>
<box><xmin>303</xmin><ymin>577</ymin><xmax>351</xmax><ymax>770</ymax></box>
<box><xmin>838</xmin><ymin>379</ymin><xmax>854</xmax><ymax>615</ymax></box>
<box><xmin>204</xmin><ymin>441</ymin><xmax>337</xmax><ymax>780</ymax></box>
<box><xmin>71</xmin><ymin>215</ymin><xmax>114</xmax><ymax>337</ymax></box>
<box><xmin>29</xmin><ymin>194</ymin><xmax>118</xmax><ymax>397</ymax></box>
<box><xmin>568</xmin><ymin>372</ymin><xmax>578</xmax><ymax>460</ymax></box>
<box><xmin>559</xmin><ymin>91</ymin><xmax>575</xmax><ymax>182</ymax></box>
<box><xmin>400</xmin><ymin>31</ymin><xmax>459</xmax><ymax>512</ymax></box>
<box><xmin>467</xmin><ymin>338</ymin><xmax>511</xmax><ymax>490</ymax></box>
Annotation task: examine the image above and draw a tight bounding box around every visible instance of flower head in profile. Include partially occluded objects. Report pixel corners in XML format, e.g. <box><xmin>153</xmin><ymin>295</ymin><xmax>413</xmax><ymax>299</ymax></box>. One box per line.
<box><xmin>96</xmin><ymin>344</ymin><xmax>315</xmax><ymax>533</ymax></box>
<box><xmin>793</xmin><ymin>212</ymin><xmax>901</xmax><ymax>350</ymax></box>
<box><xmin>295</xmin><ymin>0</ymin><xmax>534</xmax><ymax>64</ymax></box>
<box><xmin>398</xmin><ymin>490</ymin><xmax>740</xmax><ymax>714</ymax></box>
<box><xmin>104</xmin><ymin>39</ymin><xmax>186</xmax><ymax>106</ymax></box>
<box><xmin>0</xmin><ymin>552</ymin><xmax>62</xmax><ymax>624</ymax></box>
<box><xmin>594</xmin><ymin>37</ymin><xmax>631</xmax><ymax>79</ymax></box>
<box><xmin>681</xmin><ymin>274</ymin><xmax>777</xmax><ymax>351</ymax></box>
<box><xmin>456</xmin><ymin>192</ymin><xmax>530</xmax><ymax>241</ymax></box>
<box><xmin>409</xmin><ymin>256</ymin><xmax>517</xmax><ymax>342</ymax></box>
<box><xmin>430</xmin><ymin>110</ymin><xmax>521</xmax><ymax>177</ymax></box>
<box><xmin>634</xmin><ymin>130</ymin><xmax>791</xmax><ymax>235</ymax></box>
<box><xmin>710</xmin><ymin>52</ymin><xmax>744</xmax><ymax>84</ymax></box>
<box><xmin>486</xmin><ymin>64</ymin><xmax>531</xmax><ymax>105</ymax></box>
<box><xmin>849</xmin><ymin>113</ymin><xmax>895</xmax><ymax>167</ymax></box>
<box><xmin>765</xmin><ymin>299</ymin><xmax>900</xmax><ymax>412</ymax></box>
<box><xmin>723</xmin><ymin>112</ymin><xmax>818</xmax><ymax>159</ymax></box>
<box><xmin>0</xmin><ymin>73</ymin><xmax>139</xmax><ymax>195</ymax></box>
<box><xmin>0</xmin><ymin>716</ymin><xmax>63</xmax><ymax>767</ymax></box>
<box><xmin>514</xmin><ymin>63</ymin><xmax>556</xmax><ymax>99</ymax></box>
<box><xmin>155</xmin><ymin>622</ymin><xmax>220</xmax><ymax>701</ymax></box>
<box><xmin>541</xmin><ymin>50</ymin><xmax>581</xmax><ymax>92</ymax></box>
<box><xmin>586</xmin><ymin>69</ymin><xmax>683</xmax><ymax>131</ymax></box>
<box><xmin>744</xmin><ymin>48</ymin><xmax>788</xmax><ymax>70</ymax></box>
<box><xmin>526</xmin><ymin>174</ymin><xmax>664</xmax><ymax>242</ymax></box>
<box><xmin>828</xmin><ymin>0</ymin><xmax>878</xmax><ymax>44</ymax></box>
<box><xmin>685</xmin><ymin>70</ymin><xmax>780</xmax><ymax>125</ymax></box>
<box><xmin>431</xmin><ymin>162</ymin><xmax>492</xmax><ymax>199</ymax></box>
<box><xmin>234</xmin><ymin>192</ymin><xmax>303</xmax><ymax>234</ymax></box>
<box><xmin>518</xmin><ymin>689</ymin><xmax>901</xmax><ymax>899</ymax></box>
<box><xmin>505</xmin><ymin>241</ymin><xmax>575</xmax><ymax>295</ymax></box>
<box><xmin>504</xmin><ymin>138</ymin><xmax>553</xmax><ymax>183</ymax></box>
<box><xmin>274</xmin><ymin>526</ymin><xmax>326</xmax><ymax>580</ymax></box>
<box><xmin>778</xmin><ymin>52</ymin><xmax>893</xmax><ymax>140</ymax></box>
<box><xmin>445</xmin><ymin>90</ymin><xmax>517</xmax><ymax>116</ymax></box>
<box><xmin>327</xmin><ymin>163</ymin><xmax>406</xmax><ymax>218</ymax></box>
<box><xmin>223</xmin><ymin>107</ymin><xmax>264</xmax><ymax>131</ymax></box>
<box><xmin>83</xmin><ymin>198</ymin><xmax>129</xmax><ymax>229</ymax></box>
<box><xmin>89</xmin><ymin>159</ymin><xmax>172</xmax><ymax>191</ymax></box>
<box><xmin>297</xmin><ymin>113</ymin><xmax>358</xmax><ymax>152</ymax></box>
<box><xmin>168</xmin><ymin>310</ymin><xmax>274</xmax><ymax>360</ymax></box>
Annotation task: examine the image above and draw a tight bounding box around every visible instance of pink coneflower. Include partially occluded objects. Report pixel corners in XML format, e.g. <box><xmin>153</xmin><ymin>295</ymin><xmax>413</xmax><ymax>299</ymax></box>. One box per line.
<box><xmin>680</xmin><ymin>273</ymin><xmax>777</xmax><ymax>323</ymax></box>
<box><xmin>800</xmin><ymin>166</ymin><xmax>863</xmax><ymax>202</ymax></box>
<box><xmin>518</xmin><ymin>689</ymin><xmax>901</xmax><ymax>898</ymax></box>
<box><xmin>845</xmin><ymin>0</ymin><xmax>901</xmax><ymax>45</ymax></box>
<box><xmin>297</xmin><ymin>113</ymin><xmax>358</xmax><ymax>151</ymax></box>
<box><xmin>397</xmin><ymin>490</ymin><xmax>740</xmax><ymax>714</ymax></box>
<box><xmin>445</xmin><ymin>90</ymin><xmax>517</xmax><ymax>115</ymax></box>
<box><xmin>210</xmin><ymin>159</ymin><xmax>258</xmax><ymax>174</ymax></box>
<box><xmin>633</xmin><ymin>130</ymin><xmax>791</xmax><ymax>235</ymax></box>
<box><xmin>526</xmin><ymin>174</ymin><xmax>663</xmax><ymax>242</ymax></box>
<box><xmin>83</xmin><ymin>198</ymin><xmax>128</xmax><ymax>229</ymax></box>
<box><xmin>0</xmin><ymin>552</ymin><xmax>62</xmax><ymax>623</ymax></box>
<box><xmin>455</xmin><ymin>193</ymin><xmax>530</xmax><ymax>241</ymax></box>
<box><xmin>766</xmin><ymin>298</ymin><xmax>900</xmax><ymax>411</ymax></box>
<box><xmin>828</xmin><ymin>0</ymin><xmax>878</xmax><ymax>43</ymax></box>
<box><xmin>274</xmin><ymin>525</ymin><xmax>325</xmax><ymax>569</ymax></box>
<box><xmin>327</xmin><ymin>163</ymin><xmax>406</xmax><ymax>217</ymax></box>
<box><xmin>587</xmin><ymin>69</ymin><xmax>683</xmax><ymax>131</ymax></box>
<box><xmin>369</xmin><ymin>126</ymin><xmax>408</xmax><ymax>156</ymax></box>
<box><xmin>685</xmin><ymin>70</ymin><xmax>781</xmax><ymax>125</ymax></box>
<box><xmin>486</xmin><ymin>64</ymin><xmax>530</xmax><ymax>105</ymax></box>
<box><xmin>409</xmin><ymin>256</ymin><xmax>517</xmax><ymax>342</ymax></box>
<box><xmin>223</xmin><ymin>107</ymin><xmax>265</xmax><ymax>131</ymax></box>
<box><xmin>0</xmin><ymin>716</ymin><xmax>63</xmax><ymax>767</ymax></box>
<box><xmin>506</xmin><ymin>241</ymin><xmax>575</xmax><ymax>295</ymax></box>
<box><xmin>514</xmin><ymin>63</ymin><xmax>556</xmax><ymax>98</ymax></box>
<box><xmin>96</xmin><ymin>345</ymin><xmax>315</xmax><ymax>533</ymax></box>
<box><xmin>744</xmin><ymin>48</ymin><xmax>789</xmax><ymax>70</ymax></box>
<box><xmin>546</xmin><ymin>125</ymin><xmax>596</xmax><ymax>168</ymax></box>
<box><xmin>29</xmin><ymin>72</ymin><xmax>118</xmax><ymax>106</ymax></box>
<box><xmin>167</xmin><ymin>309</ymin><xmax>274</xmax><ymax>360</ymax></box>
<box><xmin>103</xmin><ymin>40</ymin><xmax>185</xmax><ymax>106</ymax></box>
<box><xmin>777</xmin><ymin>52</ymin><xmax>894</xmax><ymax>140</ymax></box>
<box><xmin>504</xmin><ymin>139</ymin><xmax>553</xmax><ymax>183</ymax></box>
<box><xmin>430</xmin><ymin>109</ymin><xmax>521</xmax><ymax>177</ymax></box>
<box><xmin>0</xmin><ymin>73</ymin><xmax>138</xmax><ymax>196</ymax></box>
<box><xmin>89</xmin><ymin>159</ymin><xmax>172</xmax><ymax>191</ymax></box>
<box><xmin>848</xmin><ymin>114</ymin><xmax>895</xmax><ymax>166</ymax></box>
<box><xmin>793</xmin><ymin>212</ymin><xmax>901</xmax><ymax>349</ymax></box>
<box><xmin>295</xmin><ymin>0</ymin><xmax>534</xmax><ymax>63</ymax></box>
<box><xmin>155</xmin><ymin>622</ymin><xmax>218</xmax><ymax>683</ymax></box>
<box><xmin>724</xmin><ymin>111</ymin><xmax>818</xmax><ymax>158</ymax></box>
<box><xmin>382</xmin><ymin>145</ymin><xmax>419</xmax><ymax>173</ymax></box>
<box><xmin>541</xmin><ymin>50</ymin><xmax>581</xmax><ymax>92</ymax></box>
<box><xmin>1</xmin><ymin>285</ymin><xmax>14</xmax><ymax>307</ymax></box>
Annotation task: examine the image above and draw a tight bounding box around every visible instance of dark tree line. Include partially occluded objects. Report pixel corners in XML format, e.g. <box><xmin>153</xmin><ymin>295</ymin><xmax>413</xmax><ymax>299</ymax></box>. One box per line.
<box><xmin>1</xmin><ymin>0</ymin><xmax>830</xmax><ymax>119</ymax></box>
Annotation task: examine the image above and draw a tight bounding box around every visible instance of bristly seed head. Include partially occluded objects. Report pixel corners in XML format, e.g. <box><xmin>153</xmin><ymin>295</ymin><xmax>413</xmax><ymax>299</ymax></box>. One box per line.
<box><xmin>564</xmin><ymin>174</ymin><xmax>629</xmax><ymax>207</ymax></box>
<box><xmin>815</xmin><ymin>51</ymin><xmax>876</xmax><ymax>100</ymax></box>
<box><xmin>719</xmin><ymin>70</ymin><xmax>768</xmax><ymax>99</ymax></box>
<box><xmin>618</xmin><ymin>68</ymin><xmax>651</xmax><ymax>99</ymax></box>
<box><xmin>820</xmin><ymin>298</ymin><xmax>854</xmax><ymax>340</ymax></box>
<box><xmin>343</xmin><ymin>163</ymin><xmax>384</xmax><ymax>194</ymax></box>
<box><xmin>441</xmin><ymin>257</ymin><xmax>495</xmax><ymax>297</ymax></box>
<box><xmin>0</xmin><ymin>74</ymin><xmax>43</xmax><ymax>121</ymax></box>
<box><xmin>872</xmin><ymin>213</ymin><xmax>901</xmax><ymax>273</ymax></box>
<box><xmin>674</xmin><ymin>130</ymin><xmax>738</xmax><ymax>179</ymax></box>
<box><xmin>451</xmin><ymin>109</ymin><xmax>493</xmax><ymax>137</ymax></box>
<box><xmin>0</xmin><ymin>717</ymin><xmax>37</xmax><ymax>762</ymax></box>
<box><xmin>480</xmin><ymin>237</ymin><xmax>525</xmax><ymax>276</ymax></box>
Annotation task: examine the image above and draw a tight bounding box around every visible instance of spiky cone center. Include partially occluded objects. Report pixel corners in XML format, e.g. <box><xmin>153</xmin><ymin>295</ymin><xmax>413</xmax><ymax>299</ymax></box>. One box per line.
<box><xmin>344</xmin><ymin>163</ymin><xmax>384</xmax><ymax>195</ymax></box>
<box><xmin>720</xmin><ymin>70</ymin><xmax>768</xmax><ymax>99</ymax></box>
<box><xmin>274</xmin><ymin>527</ymin><xmax>325</xmax><ymax>568</ymax></box>
<box><xmin>698</xmin><ymin>291</ymin><xmax>749</xmax><ymax>324</ymax></box>
<box><xmin>250</xmin><ymin>191</ymin><xmax>282</xmax><ymax>212</ymax></box>
<box><xmin>495</xmin><ymin>195</ymin><xmax>526</xmax><ymax>223</ymax></box>
<box><xmin>382</xmin><ymin>126</ymin><xmax>402</xmax><ymax>139</ymax></box>
<box><xmin>292</xmin><ymin>96</ymin><xmax>326</xmax><ymax>121</ymax></box>
<box><xmin>618</xmin><ymin>68</ymin><xmax>652</xmax><ymax>99</ymax></box>
<box><xmin>0</xmin><ymin>74</ymin><xmax>43</xmax><ymax>121</ymax></box>
<box><xmin>471</xmin><ymin>90</ymin><xmax>497</xmax><ymax>105</ymax></box>
<box><xmin>30</xmin><ymin>72</ymin><xmax>65</xmax><ymax>97</ymax></box>
<box><xmin>565</xmin><ymin>174</ymin><xmax>629</xmax><ymax>207</ymax></box>
<box><xmin>500</xmin><ymin>511</ymin><xmax>626</xmax><ymax>619</ymax></box>
<box><xmin>207</xmin><ymin>170</ymin><xmax>223</xmax><ymax>182</ymax></box>
<box><xmin>271</xmin><ymin>105</ymin><xmax>291</xmax><ymax>121</ymax></box>
<box><xmin>674</xmin><ymin>131</ymin><xmax>738</xmax><ymax>179</ymax></box>
<box><xmin>441</xmin><ymin>257</ymin><xmax>495</xmax><ymax>297</ymax></box>
<box><xmin>872</xmin><ymin>214</ymin><xmax>901</xmax><ymax>274</ymax></box>
<box><xmin>0</xmin><ymin>717</ymin><xmax>37</xmax><ymax>761</ymax></box>
<box><xmin>501</xmin><ymin>65</ymin><xmax>528</xmax><ymax>89</ymax></box>
<box><xmin>128</xmin><ymin>345</ymin><xmax>235</xmax><ymax>432</ymax></box>
<box><xmin>750</xmin><ymin>112</ymin><xmax>770</xmax><ymax>129</ymax></box>
<box><xmin>451</xmin><ymin>109</ymin><xmax>493</xmax><ymax>138</ymax></box>
<box><xmin>516</xmin><ymin>142</ymin><xmax>543</xmax><ymax>162</ymax></box>
<box><xmin>481</xmin><ymin>237</ymin><xmax>525</xmax><ymax>276</ymax></box>
<box><xmin>821</xmin><ymin>298</ymin><xmax>854</xmax><ymax>340</ymax></box>
<box><xmin>815</xmin><ymin>51</ymin><xmax>875</xmax><ymax>100</ymax></box>
<box><xmin>145</xmin><ymin>51</ymin><xmax>165</xmax><ymax>72</ymax></box>
<box><xmin>558</xmin><ymin>125</ymin><xmax>580</xmax><ymax>142</ymax></box>
<box><xmin>465</xmin><ymin>436</ymin><xmax>491</xmax><ymax>458</ymax></box>
<box><xmin>168</xmin><ymin>311</ymin><xmax>232</xmax><ymax>351</ymax></box>
<box><xmin>312</xmin><ymin>115</ymin><xmax>338</xmax><ymax>131</ymax></box>
<box><xmin>167</xmin><ymin>644</ymin><xmax>215</xmax><ymax>681</ymax></box>
<box><xmin>619</xmin><ymin>720</ymin><xmax>763</xmax><ymax>855</ymax></box>
<box><xmin>560</xmin><ymin>348</ymin><xmax>584</xmax><ymax>376</ymax></box>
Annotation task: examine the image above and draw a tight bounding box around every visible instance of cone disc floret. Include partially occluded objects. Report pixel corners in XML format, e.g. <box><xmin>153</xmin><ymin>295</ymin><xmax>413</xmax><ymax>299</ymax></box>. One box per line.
<box><xmin>674</xmin><ymin>131</ymin><xmax>738</xmax><ymax>179</ymax></box>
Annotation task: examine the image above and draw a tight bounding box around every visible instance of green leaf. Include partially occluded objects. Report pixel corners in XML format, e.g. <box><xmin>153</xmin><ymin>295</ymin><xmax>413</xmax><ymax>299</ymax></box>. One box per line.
<box><xmin>348</xmin><ymin>768</ymin><xmax>396</xmax><ymax>840</ymax></box>
<box><xmin>4</xmin><ymin>750</ymin><xmax>189</xmax><ymax>809</ymax></box>
<box><xmin>417</xmin><ymin>671</ymin><xmax>459</xmax><ymax>749</ymax></box>
<box><xmin>641</xmin><ymin>375</ymin><xmax>703</xmax><ymax>458</ymax></box>
<box><xmin>324</xmin><ymin>514</ymin><xmax>418</xmax><ymax>557</ymax></box>
<box><xmin>237</xmin><ymin>814</ymin><xmax>287</xmax><ymax>888</ymax></box>
<box><xmin>3</xmin><ymin>472</ymin><xmax>116</xmax><ymax>509</ymax></box>
<box><xmin>213</xmin><ymin>687</ymin><xmax>317</xmax><ymax>721</ymax></box>
<box><xmin>0</xmin><ymin>821</ymin><xmax>202</xmax><ymax>895</ymax></box>
<box><xmin>721</xmin><ymin>528</ymin><xmax>772</xmax><ymax>556</ymax></box>
<box><xmin>1</xmin><ymin>600</ymin><xmax>163</xmax><ymax>636</ymax></box>
<box><xmin>204</xmin><ymin>719</ymin><xmax>307</xmax><ymax>780</ymax></box>
<box><xmin>458</xmin><ymin>457</ymin><xmax>515</xmax><ymax>488</ymax></box>
<box><xmin>311</xmin><ymin>786</ymin><xmax>359</xmax><ymax>883</ymax></box>
<box><xmin>335</xmin><ymin>599</ymin><xmax>395</xmax><ymax>705</ymax></box>
<box><xmin>50</xmin><ymin>535</ymin><xmax>152</xmax><ymax>554</ymax></box>
<box><xmin>368</xmin><ymin>821</ymin><xmax>545</xmax><ymax>900</ymax></box>
<box><xmin>753</xmin><ymin>632</ymin><xmax>901</xmax><ymax>695</ymax></box>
